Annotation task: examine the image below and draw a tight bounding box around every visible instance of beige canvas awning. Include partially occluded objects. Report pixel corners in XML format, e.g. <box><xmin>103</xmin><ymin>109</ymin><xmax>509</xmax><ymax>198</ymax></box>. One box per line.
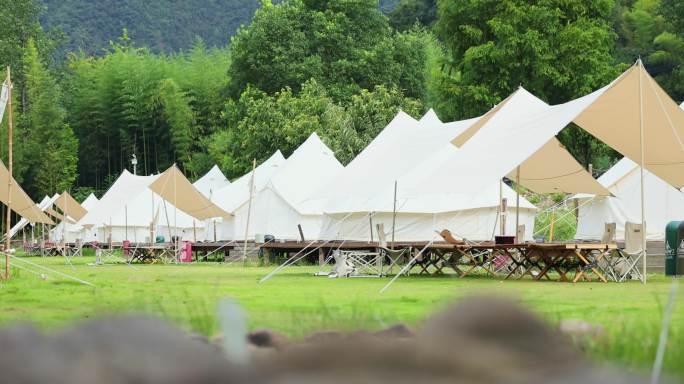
<box><xmin>149</xmin><ymin>165</ymin><xmax>231</xmax><ymax>219</ymax></box>
<box><xmin>46</xmin><ymin>207</ymin><xmax>75</xmax><ymax>223</ymax></box>
<box><xmin>449</xmin><ymin>88</ymin><xmax>611</xmax><ymax>196</ymax></box>
<box><xmin>506</xmin><ymin>139</ymin><xmax>612</xmax><ymax>195</ymax></box>
<box><xmin>0</xmin><ymin>160</ymin><xmax>53</xmax><ymax>224</ymax></box>
<box><xmin>53</xmin><ymin>191</ymin><xmax>87</xmax><ymax>221</ymax></box>
<box><xmin>575</xmin><ymin>62</ymin><xmax>684</xmax><ymax>188</ymax></box>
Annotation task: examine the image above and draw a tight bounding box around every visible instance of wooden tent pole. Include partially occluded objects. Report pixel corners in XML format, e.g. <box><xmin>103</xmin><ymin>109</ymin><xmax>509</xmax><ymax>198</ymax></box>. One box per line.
<box><xmin>391</xmin><ymin>180</ymin><xmax>397</xmax><ymax>250</ymax></box>
<box><xmin>62</xmin><ymin>192</ymin><xmax>67</xmax><ymax>249</ymax></box>
<box><xmin>515</xmin><ymin>166</ymin><xmax>520</xmax><ymax>243</ymax></box>
<box><xmin>125</xmin><ymin>205</ymin><xmax>128</xmax><ymax>241</ymax></box>
<box><xmin>4</xmin><ymin>66</ymin><xmax>12</xmax><ymax>279</ymax></box>
<box><xmin>499</xmin><ymin>179</ymin><xmax>504</xmax><ymax>235</ymax></box>
<box><xmin>638</xmin><ymin>60</ymin><xmax>647</xmax><ymax>284</ymax></box>
<box><xmin>242</xmin><ymin>159</ymin><xmax>256</xmax><ymax>263</ymax></box>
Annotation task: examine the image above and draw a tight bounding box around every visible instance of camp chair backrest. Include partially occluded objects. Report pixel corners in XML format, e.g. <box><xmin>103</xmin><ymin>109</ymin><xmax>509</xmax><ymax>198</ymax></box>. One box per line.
<box><xmin>376</xmin><ymin>223</ymin><xmax>387</xmax><ymax>248</ymax></box>
<box><xmin>602</xmin><ymin>223</ymin><xmax>616</xmax><ymax>244</ymax></box>
<box><xmin>624</xmin><ymin>222</ymin><xmax>644</xmax><ymax>254</ymax></box>
<box><xmin>516</xmin><ymin>225</ymin><xmax>525</xmax><ymax>243</ymax></box>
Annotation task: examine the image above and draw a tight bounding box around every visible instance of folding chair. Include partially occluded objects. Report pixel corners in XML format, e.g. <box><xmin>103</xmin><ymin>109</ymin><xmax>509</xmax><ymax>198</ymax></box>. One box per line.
<box><xmin>617</xmin><ymin>222</ymin><xmax>645</xmax><ymax>282</ymax></box>
<box><xmin>379</xmin><ymin>247</ymin><xmax>409</xmax><ymax>276</ymax></box>
<box><xmin>375</xmin><ymin>223</ymin><xmax>409</xmax><ymax>275</ymax></box>
<box><xmin>595</xmin><ymin>223</ymin><xmax>620</xmax><ymax>281</ymax></box>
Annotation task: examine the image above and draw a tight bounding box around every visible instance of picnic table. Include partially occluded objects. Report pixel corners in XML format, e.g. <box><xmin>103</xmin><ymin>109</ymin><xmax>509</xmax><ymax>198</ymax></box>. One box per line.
<box><xmin>411</xmin><ymin>242</ymin><xmax>622</xmax><ymax>282</ymax></box>
<box><xmin>127</xmin><ymin>244</ymin><xmax>178</xmax><ymax>263</ymax></box>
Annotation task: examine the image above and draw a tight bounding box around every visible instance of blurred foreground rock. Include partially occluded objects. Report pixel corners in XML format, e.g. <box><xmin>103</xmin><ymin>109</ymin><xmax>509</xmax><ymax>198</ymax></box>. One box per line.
<box><xmin>0</xmin><ymin>297</ymin><xmax>645</xmax><ymax>384</ymax></box>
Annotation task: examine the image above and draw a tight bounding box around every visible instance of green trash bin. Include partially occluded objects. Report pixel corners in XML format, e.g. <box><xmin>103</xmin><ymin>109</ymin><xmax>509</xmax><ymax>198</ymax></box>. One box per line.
<box><xmin>665</xmin><ymin>221</ymin><xmax>683</xmax><ymax>276</ymax></box>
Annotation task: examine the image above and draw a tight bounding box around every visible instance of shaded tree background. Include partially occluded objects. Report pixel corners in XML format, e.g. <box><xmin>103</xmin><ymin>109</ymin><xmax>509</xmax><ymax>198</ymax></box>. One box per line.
<box><xmin>0</xmin><ymin>0</ymin><xmax>683</xmax><ymax>199</ymax></box>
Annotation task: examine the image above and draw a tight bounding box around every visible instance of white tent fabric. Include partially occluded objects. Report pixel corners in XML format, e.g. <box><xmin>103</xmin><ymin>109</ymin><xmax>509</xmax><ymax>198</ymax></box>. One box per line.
<box><xmin>194</xmin><ymin>165</ymin><xmax>230</xmax><ymax>198</ymax></box>
<box><xmin>229</xmin><ymin>133</ymin><xmax>344</xmax><ymax>241</ymax></box>
<box><xmin>211</xmin><ymin>151</ymin><xmax>287</xmax><ymax>240</ymax></box>
<box><xmin>574</xmin><ymin>157</ymin><xmax>684</xmax><ymax>241</ymax></box>
<box><xmin>401</xmin><ymin>87</ymin><xmax>612</xmax><ymax>199</ymax></box>
<box><xmin>78</xmin><ymin>170</ymin><xmax>204</xmax><ymax>243</ymax></box>
<box><xmin>317</xmin><ymin>110</ymin><xmax>537</xmax><ymax>242</ymax></box>
<box><xmin>9</xmin><ymin>194</ymin><xmax>58</xmax><ymax>239</ymax></box>
<box><xmin>0</xmin><ymin>81</ymin><xmax>8</xmax><ymax>124</ymax></box>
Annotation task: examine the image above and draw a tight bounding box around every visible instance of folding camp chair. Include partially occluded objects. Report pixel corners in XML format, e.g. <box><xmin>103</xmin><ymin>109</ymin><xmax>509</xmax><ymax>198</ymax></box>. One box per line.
<box><xmin>595</xmin><ymin>223</ymin><xmax>620</xmax><ymax>281</ymax></box>
<box><xmin>379</xmin><ymin>247</ymin><xmax>409</xmax><ymax>276</ymax></box>
<box><xmin>617</xmin><ymin>222</ymin><xmax>645</xmax><ymax>282</ymax></box>
<box><xmin>375</xmin><ymin>223</ymin><xmax>409</xmax><ymax>275</ymax></box>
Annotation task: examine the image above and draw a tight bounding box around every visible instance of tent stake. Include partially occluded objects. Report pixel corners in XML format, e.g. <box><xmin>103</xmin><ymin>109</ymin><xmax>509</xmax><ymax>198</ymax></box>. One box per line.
<box><xmin>4</xmin><ymin>66</ymin><xmax>12</xmax><ymax>279</ymax></box>
<box><xmin>638</xmin><ymin>60</ymin><xmax>647</xmax><ymax>284</ymax></box>
<box><xmin>242</xmin><ymin>159</ymin><xmax>256</xmax><ymax>264</ymax></box>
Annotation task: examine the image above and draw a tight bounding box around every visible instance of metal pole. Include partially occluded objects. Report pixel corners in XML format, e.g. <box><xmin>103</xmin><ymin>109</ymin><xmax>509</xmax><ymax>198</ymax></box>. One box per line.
<box><xmin>638</xmin><ymin>60</ymin><xmax>647</xmax><ymax>284</ymax></box>
<box><xmin>391</xmin><ymin>180</ymin><xmax>397</xmax><ymax>250</ymax></box>
<box><xmin>515</xmin><ymin>166</ymin><xmax>521</xmax><ymax>243</ymax></box>
<box><xmin>5</xmin><ymin>66</ymin><xmax>13</xmax><ymax>279</ymax></box>
<box><xmin>242</xmin><ymin>159</ymin><xmax>256</xmax><ymax>263</ymax></box>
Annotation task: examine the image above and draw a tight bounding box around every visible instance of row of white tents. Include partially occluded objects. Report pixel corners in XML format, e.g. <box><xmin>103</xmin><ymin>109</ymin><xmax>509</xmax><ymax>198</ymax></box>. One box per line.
<box><xmin>18</xmin><ymin>61</ymin><xmax>684</xmax><ymax>246</ymax></box>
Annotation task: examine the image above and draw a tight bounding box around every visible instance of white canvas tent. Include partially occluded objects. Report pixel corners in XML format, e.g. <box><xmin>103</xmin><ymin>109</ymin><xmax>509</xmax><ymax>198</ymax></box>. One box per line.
<box><xmin>210</xmin><ymin>151</ymin><xmax>287</xmax><ymax>240</ymax></box>
<box><xmin>574</xmin><ymin>157</ymin><xmax>684</xmax><ymax>241</ymax></box>
<box><xmin>229</xmin><ymin>133</ymin><xmax>344</xmax><ymax>241</ymax></box>
<box><xmin>194</xmin><ymin>165</ymin><xmax>230</xmax><ymax>198</ymax></box>
<box><xmin>405</xmin><ymin>62</ymin><xmax>684</xmax><ymax>281</ymax></box>
<box><xmin>317</xmin><ymin>111</ymin><xmax>538</xmax><ymax>242</ymax></box>
<box><xmin>78</xmin><ymin>170</ymin><xmax>217</xmax><ymax>243</ymax></box>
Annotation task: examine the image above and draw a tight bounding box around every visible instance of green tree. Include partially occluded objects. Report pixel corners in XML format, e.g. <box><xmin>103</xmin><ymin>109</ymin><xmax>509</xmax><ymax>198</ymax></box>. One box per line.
<box><xmin>210</xmin><ymin>78</ymin><xmax>423</xmax><ymax>177</ymax></box>
<box><xmin>65</xmin><ymin>35</ymin><xmax>231</xmax><ymax>188</ymax></box>
<box><xmin>389</xmin><ymin>0</ymin><xmax>437</xmax><ymax>31</ymax></box>
<box><xmin>155</xmin><ymin>78</ymin><xmax>196</xmax><ymax>175</ymax></box>
<box><xmin>435</xmin><ymin>0</ymin><xmax>621</xmax><ymax>168</ymax></box>
<box><xmin>227</xmin><ymin>0</ymin><xmax>426</xmax><ymax>101</ymax></box>
<box><xmin>20</xmin><ymin>39</ymin><xmax>78</xmax><ymax>196</ymax></box>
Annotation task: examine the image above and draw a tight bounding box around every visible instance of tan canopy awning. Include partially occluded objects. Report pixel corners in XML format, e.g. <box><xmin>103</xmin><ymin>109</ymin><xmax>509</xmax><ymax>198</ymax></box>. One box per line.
<box><xmin>149</xmin><ymin>165</ymin><xmax>231</xmax><ymax>219</ymax></box>
<box><xmin>0</xmin><ymin>160</ymin><xmax>53</xmax><ymax>224</ymax></box>
<box><xmin>449</xmin><ymin>88</ymin><xmax>611</xmax><ymax>195</ymax></box>
<box><xmin>53</xmin><ymin>191</ymin><xmax>87</xmax><ymax>221</ymax></box>
<box><xmin>46</xmin><ymin>207</ymin><xmax>75</xmax><ymax>223</ymax></box>
<box><xmin>506</xmin><ymin>139</ymin><xmax>612</xmax><ymax>195</ymax></box>
<box><xmin>575</xmin><ymin>62</ymin><xmax>684</xmax><ymax>188</ymax></box>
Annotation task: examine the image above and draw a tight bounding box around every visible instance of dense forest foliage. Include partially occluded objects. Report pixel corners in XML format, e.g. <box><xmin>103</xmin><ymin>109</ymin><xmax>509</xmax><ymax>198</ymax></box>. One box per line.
<box><xmin>0</xmin><ymin>0</ymin><xmax>683</xmax><ymax>202</ymax></box>
<box><xmin>40</xmin><ymin>0</ymin><xmax>401</xmax><ymax>56</ymax></box>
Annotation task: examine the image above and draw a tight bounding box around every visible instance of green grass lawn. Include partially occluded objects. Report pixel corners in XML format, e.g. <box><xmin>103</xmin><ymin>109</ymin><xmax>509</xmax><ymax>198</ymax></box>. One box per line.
<box><xmin>1</xmin><ymin>254</ymin><xmax>683</xmax><ymax>377</ymax></box>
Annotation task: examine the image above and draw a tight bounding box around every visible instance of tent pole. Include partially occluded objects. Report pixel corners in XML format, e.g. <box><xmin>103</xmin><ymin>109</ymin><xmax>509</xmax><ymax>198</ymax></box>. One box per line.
<box><xmin>391</xmin><ymin>180</ymin><xmax>397</xmax><ymax>250</ymax></box>
<box><xmin>62</xmin><ymin>192</ymin><xmax>67</xmax><ymax>250</ymax></box>
<box><xmin>125</xmin><ymin>205</ymin><xmax>128</xmax><ymax>241</ymax></box>
<box><xmin>515</xmin><ymin>166</ymin><xmax>520</xmax><ymax>243</ymax></box>
<box><xmin>499</xmin><ymin>179</ymin><xmax>504</xmax><ymax>236</ymax></box>
<box><xmin>150</xmin><ymin>190</ymin><xmax>154</xmax><ymax>243</ymax></box>
<box><xmin>242</xmin><ymin>159</ymin><xmax>256</xmax><ymax>264</ymax></box>
<box><xmin>369</xmin><ymin>214</ymin><xmax>374</xmax><ymax>244</ymax></box>
<box><xmin>4</xmin><ymin>66</ymin><xmax>12</xmax><ymax>279</ymax></box>
<box><xmin>638</xmin><ymin>60</ymin><xmax>647</xmax><ymax>284</ymax></box>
